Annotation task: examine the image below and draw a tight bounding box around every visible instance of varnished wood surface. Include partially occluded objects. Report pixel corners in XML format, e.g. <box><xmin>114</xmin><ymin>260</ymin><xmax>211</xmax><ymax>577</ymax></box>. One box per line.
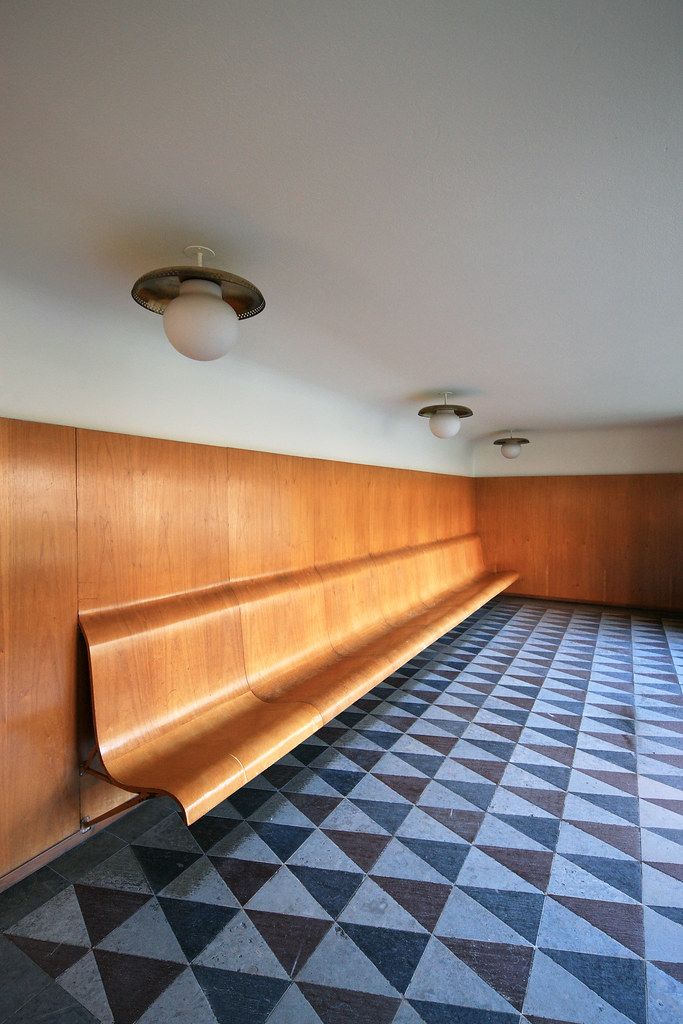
<box><xmin>317</xmin><ymin>556</ymin><xmax>390</xmax><ymax>653</ymax></box>
<box><xmin>0</xmin><ymin>419</ymin><xmax>79</xmax><ymax>875</ymax></box>
<box><xmin>80</xmin><ymin>578</ymin><xmax>322</xmax><ymax>822</ymax></box>
<box><xmin>72</xmin><ymin>428</ymin><xmax>491</xmax><ymax>826</ymax></box>
<box><xmin>79</xmin><ymin>534</ymin><xmax>517</xmax><ymax>822</ymax></box>
<box><xmin>87</xmin><ymin>687</ymin><xmax>318</xmax><ymax>824</ymax></box>
<box><xmin>261</xmin><ymin>568</ymin><xmax>518</xmax><ymax>728</ymax></box>
<box><xmin>313</xmin><ymin>461</ymin><xmax>376</xmax><ymax>562</ymax></box>
<box><xmin>412</xmin><ymin>535</ymin><xmax>484</xmax><ymax>606</ymax></box>
<box><xmin>80</xmin><ymin>584</ymin><xmax>249</xmax><ymax>762</ymax></box>
<box><xmin>384</xmin><ymin>571</ymin><xmax>519</xmax><ymax>654</ymax></box>
<box><xmin>228</xmin><ymin>449</ymin><xmax>317</xmax><ymax>579</ymax></box>
<box><xmin>77</xmin><ymin>430</ymin><xmax>232</xmax><ymax>609</ymax></box>
<box><xmin>233</xmin><ymin>569</ymin><xmax>334</xmax><ymax>699</ymax></box>
<box><xmin>371</xmin><ymin>547</ymin><xmax>433</xmax><ymax>625</ymax></box>
<box><xmin>476</xmin><ymin>474</ymin><xmax>683</xmax><ymax>610</ymax></box>
<box><xmin>313</xmin><ymin>462</ymin><xmax>476</xmax><ymax>563</ymax></box>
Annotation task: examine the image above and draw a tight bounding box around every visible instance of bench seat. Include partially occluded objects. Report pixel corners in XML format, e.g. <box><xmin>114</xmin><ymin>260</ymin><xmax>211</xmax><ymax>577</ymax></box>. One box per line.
<box><xmin>81</xmin><ymin>534</ymin><xmax>517</xmax><ymax>824</ymax></box>
<box><xmin>100</xmin><ymin>692</ymin><xmax>320</xmax><ymax>824</ymax></box>
<box><xmin>264</xmin><ymin>569</ymin><xmax>517</xmax><ymax>726</ymax></box>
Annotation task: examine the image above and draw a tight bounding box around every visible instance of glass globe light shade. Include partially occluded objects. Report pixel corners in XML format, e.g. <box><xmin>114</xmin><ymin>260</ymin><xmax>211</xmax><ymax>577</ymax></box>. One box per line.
<box><xmin>501</xmin><ymin>440</ymin><xmax>522</xmax><ymax>459</ymax></box>
<box><xmin>163</xmin><ymin>279</ymin><xmax>239</xmax><ymax>360</ymax></box>
<box><xmin>429</xmin><ymin>411</ymin><xmax>462</xmax><ymax>438</ymax></box>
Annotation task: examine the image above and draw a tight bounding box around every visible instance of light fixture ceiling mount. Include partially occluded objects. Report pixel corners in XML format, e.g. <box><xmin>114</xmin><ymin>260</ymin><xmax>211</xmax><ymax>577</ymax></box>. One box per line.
<box><xmin>494</xmin><ymin>430</ymin><xmax>530</xmax><ymax>459</ymax></box>
<box><xmin>131</xmin><ymin>245</ymin><xmax>265</xmax><ymax>361</ymax></box>
<box><xmin>418</xmin><ymin>392</ymin><xmax>473</xmax><ymax>439</ymax></box>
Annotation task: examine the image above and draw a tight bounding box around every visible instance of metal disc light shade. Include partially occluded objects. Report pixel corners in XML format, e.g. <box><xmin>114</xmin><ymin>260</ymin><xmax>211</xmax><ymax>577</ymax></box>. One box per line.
<box><xmin>494</xmin><ymin>432</ymin><xmax>530</xmax><ymax>459</ymax></box>
<box><xmin>131</xmin><ymin>246</ymin><xmax>265</xmax><ymax>361</ymax></box>
<box><xmin>418</xmin><ymin>393</ymin><xmax>473</xmax><ymax>438</ymax></box>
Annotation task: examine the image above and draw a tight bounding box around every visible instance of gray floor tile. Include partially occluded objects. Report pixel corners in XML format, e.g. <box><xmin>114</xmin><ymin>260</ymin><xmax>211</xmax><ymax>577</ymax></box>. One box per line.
<box><xmin>4</xmin><ymin>980</ymin><xmax>98</xmax><ymax>1023</ymax></box>
<box><xmin>0</xmin><ymin>933</ymin><xmax>53</xmax><ymax>1022</ymax></box>
<box><xmin>105</xmin><ymin>798</ymin><xmax>178</xmax><ymax>843</ymax></box>
<box><xmin>0</xmin><ymin>868</ymin><xmax>68</xmax><ymax>931</ymax></box>
<box><xmin>51</xmin><ymin>833</ymin><xmax>126</xmax><ymax>884</ymax></box>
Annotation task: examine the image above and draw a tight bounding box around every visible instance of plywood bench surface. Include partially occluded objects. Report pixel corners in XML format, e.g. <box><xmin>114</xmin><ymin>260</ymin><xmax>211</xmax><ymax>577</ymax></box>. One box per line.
<box><xmin>80</xmin><ymin>533</ymin><xmax>517</xmax><ymax>823</ymax></box>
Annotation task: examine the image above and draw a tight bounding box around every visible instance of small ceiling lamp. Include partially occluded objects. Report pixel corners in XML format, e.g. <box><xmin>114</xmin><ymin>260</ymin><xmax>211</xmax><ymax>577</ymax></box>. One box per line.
<box><xmin>131</xmin><ymin>246</ymin><xmax>265</xmax><ymax>361</ymax></box>
<box><xmin>494</xmin><ymin>430</ymin><xmax>530</xmax><ymax>459</ymax></box>
<box><xmin>418</xmin><ymin>393</ymin><xmax>473</xmax><ymax>439</ymax></box>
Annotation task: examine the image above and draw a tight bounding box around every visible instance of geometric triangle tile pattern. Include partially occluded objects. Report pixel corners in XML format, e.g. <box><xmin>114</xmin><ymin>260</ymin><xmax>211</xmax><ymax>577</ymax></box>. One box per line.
<box><xmin>2</xmin><ymin>597</ymin><xmax>683</xmax><ymax>1023</ymax></box>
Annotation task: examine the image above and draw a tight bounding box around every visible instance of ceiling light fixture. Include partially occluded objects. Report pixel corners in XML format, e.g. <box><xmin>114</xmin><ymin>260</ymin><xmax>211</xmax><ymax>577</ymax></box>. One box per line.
<box><xmin>131</xmin><ymin>246</ymin><xmax>265</xmax><ymax>361</ymax></box>
<box><xmin>418</xmin><ymin>393</ymin><xmax>473</xmax><ymax>439</ymax></box>
<box><xmin>494</xmin><ymin>430</ymin><xmax>530</xmax><ymax>459</ymax></box>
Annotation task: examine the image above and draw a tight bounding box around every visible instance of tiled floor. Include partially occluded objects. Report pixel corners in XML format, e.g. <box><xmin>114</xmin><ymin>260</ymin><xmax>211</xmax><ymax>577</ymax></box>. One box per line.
<box><xmin>2</xmin><ymin>596</ymin><xmax>683</xmax><ymax>1024</ymax></box>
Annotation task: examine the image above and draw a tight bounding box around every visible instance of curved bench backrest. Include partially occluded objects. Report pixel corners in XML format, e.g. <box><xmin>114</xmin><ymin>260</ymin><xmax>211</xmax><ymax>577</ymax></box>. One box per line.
<box><xmin>80</xmin><ymin>584</ymin><xmax>248</xmax><ymax>763</ymax></box>
<box><xmin>232</xmin><ymin>568</ymin><xmax>336</xmax><ymax>699</ymax></box>
<box><xmin>317</xmin><ymin>557</ymin><xmax>389</xmax><ymax>653</ymax></box>
<box><xmin>414</xmin><ymin>534</ymin><xmax>486</xmax><ymax>606</ymax></box>
<box><xmin>370</xmin><ymin>546</ymin><xmax>427</xmax><ymax>624</ymax></box>
<box><xmin>368</xmin><ymin>535</ymin><xmax>483</xmax><ymax>624</ymax></box>
<box><xmin>81</xmin><ymin>533</ymin><xmax>498</xmax><ymax>781</ymax></box>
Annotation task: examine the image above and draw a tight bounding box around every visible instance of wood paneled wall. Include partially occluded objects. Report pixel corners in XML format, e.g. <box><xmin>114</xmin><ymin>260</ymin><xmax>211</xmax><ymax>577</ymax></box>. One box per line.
<box><xmin>0</xmin><ymin>418</ymin><xmax>475</xmax><ymax>877</ymax></box>
<box><xmin>1</xmin><ymin>420</ymin><xmax>79</xmax><ymax>875</ymax></box>
<box><xmin>76</xmin><ymin>434</ymin><xmax>476</xmax><ymax>596</ymax></box>
<box><xmin>475</xmin><ymin>474</ymin><xmax>683</xmax><ymax>611</ymax></box>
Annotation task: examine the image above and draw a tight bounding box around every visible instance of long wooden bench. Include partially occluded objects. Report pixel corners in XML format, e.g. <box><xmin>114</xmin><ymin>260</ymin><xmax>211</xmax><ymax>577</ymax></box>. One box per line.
<box><xmin>80</xmin><ymin>533</ymin><xmax>517</xmax><ymax>824</ymax></box>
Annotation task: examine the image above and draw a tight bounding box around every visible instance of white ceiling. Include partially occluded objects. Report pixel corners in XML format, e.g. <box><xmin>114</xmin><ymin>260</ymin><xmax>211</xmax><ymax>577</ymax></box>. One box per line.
<box><xmin>1</xmin><ymin>0</ymin><xmax>681</xmax><ymax>440</ymax></box>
